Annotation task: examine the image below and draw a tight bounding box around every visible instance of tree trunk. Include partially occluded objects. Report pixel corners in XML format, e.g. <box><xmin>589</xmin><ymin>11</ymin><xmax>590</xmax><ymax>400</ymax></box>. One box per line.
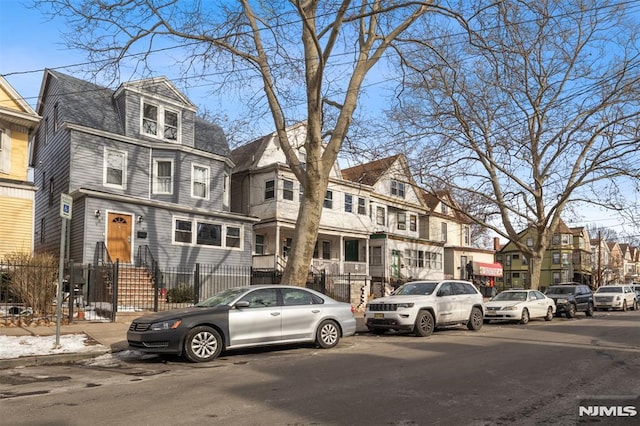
<box><xmin>280</xmin><ymin>174</ymin><xmax>328</xmax><ymax>286</ymax></box>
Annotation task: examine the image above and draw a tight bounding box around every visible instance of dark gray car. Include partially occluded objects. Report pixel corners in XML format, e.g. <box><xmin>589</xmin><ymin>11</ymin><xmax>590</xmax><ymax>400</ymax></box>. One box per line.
<box><xmin>544</xmin><ymin>283</ymin><xmax>594</xmax><ymax>318</ymax></box>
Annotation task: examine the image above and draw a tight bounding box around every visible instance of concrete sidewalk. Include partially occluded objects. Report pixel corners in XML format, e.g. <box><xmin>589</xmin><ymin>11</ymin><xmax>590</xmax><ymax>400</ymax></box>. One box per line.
<box><xmin>0</xmin><ymin>320</ymin><xmax>131</xmax><ymax>369</ymax></box>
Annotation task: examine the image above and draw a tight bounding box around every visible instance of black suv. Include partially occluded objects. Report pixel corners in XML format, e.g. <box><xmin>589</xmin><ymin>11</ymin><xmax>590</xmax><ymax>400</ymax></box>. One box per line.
<box><xmin>544</xmin><ymin>283</ymin><xmax>594</xmax><ymax>318</ymax></box>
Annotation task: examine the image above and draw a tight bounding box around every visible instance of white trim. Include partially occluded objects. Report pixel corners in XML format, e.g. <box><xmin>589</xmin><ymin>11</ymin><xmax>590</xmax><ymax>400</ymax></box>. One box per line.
<box><xmin>140</xmin><ymin>98</ymin><xmax>182</xmax><ymax>144</ymax></box>
<box><xmin>152</xmin><ymin>158</ymin><xmax>174</xmax><ymax>194</ymax></box>
<box><xmin>191</xmin><ymin>162</ymin><xmax>210</xmax><ymax>200</ymax></box>
<box><xmin>0</xmin><ymin>127</ymin><xmax>10</xmax><ymax>174</ymax></box>
<box><xmin>171</xmin><ymin>215</ymin><xmax>245</xmax><ymax>251</ymax></box>
<box><xmin>103</xmin><ymin>147</ymin><xmax>127</xmax><ymax>189</ymax></box>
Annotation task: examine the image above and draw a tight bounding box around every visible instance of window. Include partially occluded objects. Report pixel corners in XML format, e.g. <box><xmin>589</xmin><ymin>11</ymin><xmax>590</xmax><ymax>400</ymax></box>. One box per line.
<box><xmin>283</xmin><ymin>179</ymin><xmax>294</xmax><ymax>201</ymax></box>
<box><xmin>142</xmin><ymin>101</ymin><xmax>180</xmax><ymax>142</ymax></box>
<box><xmin>240</xmin><ymin>288</ymin><xmax>278</xmax><ymax>308</ymax></box>
<box><xmin>441</xmin><ymin>203</ymin><xmax>449</xmax><ymax>214</ymax></box>
<box><xmin>391</xmin><ymin>180</ymin><xmax>405</xmax><ymax>198</ymax></box>
<box><xmin>48</xmin><ymin>178</ymin><xmax>54</xmax><ymax>206</ymax></box>
<box><xmin>513</xmin><ymin>254</ymin><xmax>520</xmax><ymax>260</ymax></box>
<box><xmin>441</xmin><ymin>222</ymin><xmax>447</xmax><ymax>242</ymax></box>
<box><xmin>561</xmin><ymin>234</ymin><xmax>570</xmax><ymax>245</ymax></box>
<box><xmin>226</xmin><ymin>226</ymin><xmax>241</xmax><ymax>248</ymax></box>
<box><xmin>410</xmin><ymin>215</ymin><xmax>417</xmax><ymax>232</ymax></box>
<box><xmin>255</xmin><ymin>235</ymin><xmax>265</xmax><ymax>255</ymax></box>
<box><xmin>283</xmin><ymin>288</ymin><xmax>321</xmax><ymax>306</ymax></box>
<box><xmin>43</xmin><ymin>118</ymin><xmax>48</xmax><ymax>145</ymax></box>
<box><xmin>344</xmin><ymin>240</ymin><xmax>359</xmax><ymax>262</ymax></box>
<box><xmin>370</xmin><ymin>246</ymin><xmax>383</xmax><ymax>265</ymax></box>
<box><xmin>174</xmin><ymin>219</ymin><xmax>193</xmax><ymax>243</ymax></box>
<box><xmin>299</xmin><ymin>151</ymin><xmax>306</xmax><ymax>169</ymax></box>
<box><xmin>299</xmin><ymin>183</ymin><xmax>304</xmax><ymax>202</ymax></box>
<box><xmin>104</xmin><ymin>148</ymin><xmax>126</xmax><ymax>188</ymax></box>
<box><xmin>265</xmin><ymin>180</ymin><xmax>275</xmax><ymax>200</ymax></box>
<box><xmin>223</xmin><ymin>173</ymin><xmax>230</xmax><ymax>209</ymax></box>
<box><xmin>358</xmin><ymin>197</ymin><xmax>366</xmax><ymax>215</ymax></box>
<box><xmin>376</xmin><ymin>206</ymin><xmax>386</xmax><ymax>226</ymax></box>
<box><xmin>522</xmin><ymin>256</ymin><xmax>529</xmax><ymax>265</ymax></box>
<box><xmin>418</xmin><ymin>251</ymin><xmax>425</xmax><ymax>268</ymax></box>
<box><xmin>506</xmin><ymin>255</ymin><xmax>511</xmax><ymax>266</ymax></box>
<box><xmin>562</xmin><ymin>253</ymin><xmax>570</xmax><ymax>265</ymax></box>
<box><xmin>197</xmin><ymin>222</ymin><xmax>222</xmax><ymax>246</ymax></box>
<box><xmin>153</xmin><ymin>159</ymin><xmax>173</xmax><ymax>194</ymax></box>
<box><xmin>323</xmin><ymin>191</ymin><xmax>333</xmax><ymax>209</ymax></box>
<box><xmin>397</xmin><ymin>212</ymin><xmax>406</xmax><ymax>230</ymax></box>
<box><xmin>552</xmin><ymin>272</ymin><xmax>560</xmax><ymax>284</ymax></box>
<box><xmin>552</xmin><ymin>234</ymin><xmax>560</xmax><ymax>245</ymax></box>
<box><xmin>192</xmin><ymin>164</ymin><xmax>209</xmax><ymax>199</ymax></box>
<box><xmin>345</xmin><ymin>194</ymin><xmax>353</xmax><ymax>213</ymax></box>
<box><xmin>53</xmin><ymin>103</ymin><xmax>59</xmax><ymax>132</ymax></box>
<box><xmin>283</xmin><ymin>238</ymin><xmax>292</xmax><ymax>257</ymax></box>
<box><xmin>322</xmin><ymin>241</ymin><xmax>331</xmax><ymax>260</ymax></box>
<box><xmin>526</xmin><ymin>237</ymin><xmax>533</xmax><ymax>247</ymax></box>
<box><xmin>463</xmin><ymin>225</ymin><xmax>470</xmax><ymax>245</ymax></box>
<box><xmin>553</xmin><ymin>252</ymin><xmax>560</xmax><ymax>264</ymax></box>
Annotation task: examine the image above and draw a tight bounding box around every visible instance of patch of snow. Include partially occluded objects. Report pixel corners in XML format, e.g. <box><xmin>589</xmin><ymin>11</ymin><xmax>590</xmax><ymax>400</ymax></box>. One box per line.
<box><xmin>0</xmin><ymin>334</ymin><xmax>107</xmax><ymax>359</ymax></box>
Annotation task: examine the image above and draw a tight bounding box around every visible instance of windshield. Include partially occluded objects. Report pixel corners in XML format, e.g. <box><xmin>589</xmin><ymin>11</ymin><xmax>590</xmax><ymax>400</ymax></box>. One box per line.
<box><xmin>493</xmin><ymin>291</ymin><xmax>527</xmax><ymax>302</ymax></box>
<box><xmin>394</xmin><ymin>282</ymin><xmax>438</xmax><ymax>296</ymax></box>
<box><xmin>596</xmin><ymin>286</ymin><xmax>622</xmax><ymax>293</ymax></box>
<box><xmin>545</xmin><ymin>286</ymin><xmax>574</xmax><ymax>295</ymax></box>
<box><xmin>195</xmin><ymin>288</ymin><xmax>248</xmax><ymax>307</ymax></box>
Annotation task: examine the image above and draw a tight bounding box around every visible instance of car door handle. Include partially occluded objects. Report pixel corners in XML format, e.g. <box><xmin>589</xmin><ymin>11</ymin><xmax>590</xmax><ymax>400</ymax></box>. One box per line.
<box><xmin>312</xmin><ymin>310</ymin><xmax>320</xmax><ymax>314</ymax></box>
<box><xmin>270</xmin><ymin>312</ymin><xmax>280</xmax><ymax>316</ymax></box>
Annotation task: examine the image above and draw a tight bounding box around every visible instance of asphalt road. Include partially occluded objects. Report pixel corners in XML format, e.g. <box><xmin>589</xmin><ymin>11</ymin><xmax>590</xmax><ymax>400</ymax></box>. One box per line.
<box><xmin>1</xmin><ymin>310</ymin><xmax>639</xmax><ymax>425</ymax></box>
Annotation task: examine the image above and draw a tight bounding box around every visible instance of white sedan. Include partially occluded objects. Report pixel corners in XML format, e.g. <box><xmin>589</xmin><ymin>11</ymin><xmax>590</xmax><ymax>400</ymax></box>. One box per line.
<box><xmin>484</xmin><ymin>289</ymin><xmax>556</xmax><ymax>324</ymax></box>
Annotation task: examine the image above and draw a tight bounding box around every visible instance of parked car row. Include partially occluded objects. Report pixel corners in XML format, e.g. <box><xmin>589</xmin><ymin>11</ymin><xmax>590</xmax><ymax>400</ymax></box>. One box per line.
<box><xmin>127</xmin><ymin>281</ymin><xmax>639</xmax><ymax>363</ymax></box>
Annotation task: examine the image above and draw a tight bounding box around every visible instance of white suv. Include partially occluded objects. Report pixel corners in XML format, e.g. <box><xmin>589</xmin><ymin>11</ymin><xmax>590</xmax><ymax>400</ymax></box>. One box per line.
<box><xmin>593</xmin><ymin>285</ymin><xmax>638</xmax><ymax>311</ymax></box>
<box><xmin>364</xmin><ymin>280</ymin><xmax>485</xmax><ymax>336</ymax></box>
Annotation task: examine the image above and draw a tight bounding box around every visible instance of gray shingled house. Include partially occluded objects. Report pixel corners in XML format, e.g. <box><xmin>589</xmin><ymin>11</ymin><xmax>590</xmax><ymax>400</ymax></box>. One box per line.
<box><xmin>30</xmin><ymin>70</ymin><xmax>256</xmax><ymax>282</ymax></box>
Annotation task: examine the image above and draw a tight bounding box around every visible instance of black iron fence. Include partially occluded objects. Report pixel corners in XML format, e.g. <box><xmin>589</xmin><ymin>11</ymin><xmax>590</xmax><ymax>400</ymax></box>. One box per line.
<box><xmin>1</xmin><ymin>259</ymin><xmax>368</xmax><ymax>323</ymax></box>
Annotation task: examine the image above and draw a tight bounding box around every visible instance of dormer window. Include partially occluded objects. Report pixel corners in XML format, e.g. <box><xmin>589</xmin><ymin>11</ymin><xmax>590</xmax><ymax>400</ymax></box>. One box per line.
<box><xmin>391</xmin><ymin>180</ymin><xmax>405</xmax><ymax>198</ymax></box>
<box><xmin>142</xmin><ymin>101</ymin><xmax>179</xmax><ymax>142</ymax></box>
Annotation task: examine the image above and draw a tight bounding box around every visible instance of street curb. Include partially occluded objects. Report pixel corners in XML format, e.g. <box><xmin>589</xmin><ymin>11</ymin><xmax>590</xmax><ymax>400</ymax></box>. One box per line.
<box><xmin>0</xmin><ymin>349</ymin><xmax>110</xmax><ymax>370</ymax></box>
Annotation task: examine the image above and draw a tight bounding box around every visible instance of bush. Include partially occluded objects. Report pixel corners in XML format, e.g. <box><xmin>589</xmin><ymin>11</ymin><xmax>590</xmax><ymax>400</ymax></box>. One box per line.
<box><xmin>2</xmin><ymin>252</ymin><xmax>58</xmax><ymax>315</ymax></box>
<box><xmin>166</xmin><ymin>283</ymin><xmax>194</xmax><ymax>303</ymax></box>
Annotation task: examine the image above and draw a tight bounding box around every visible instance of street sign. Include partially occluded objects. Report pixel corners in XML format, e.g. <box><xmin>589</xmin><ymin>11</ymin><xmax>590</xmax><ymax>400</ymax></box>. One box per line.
<box><xmin>60</xmin><ymin>193</ymin><xmax>73</xmax><ymax>220</ymax></box>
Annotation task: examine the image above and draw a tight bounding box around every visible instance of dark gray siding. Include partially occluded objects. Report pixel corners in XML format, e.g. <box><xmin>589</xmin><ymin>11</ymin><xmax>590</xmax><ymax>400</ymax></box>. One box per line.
<box><xmin>33</xmin><ymin>78</ymin><xmax>72</xmax><ymax>257</ymax></box>
<box><xmin>68</xmin><ymin>199</ymin><xmax>86</xmax><ymax>263</ymax></box>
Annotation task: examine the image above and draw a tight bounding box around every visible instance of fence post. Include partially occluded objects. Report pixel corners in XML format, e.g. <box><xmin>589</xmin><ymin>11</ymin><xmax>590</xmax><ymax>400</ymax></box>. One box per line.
<box><xmin>112</xmin><ymin>260</ymin><xmax>119</xmax><ymax>322</ymax></box>
<box><xmin>321</xmin><ymin>270</ymin><xmax>326</xmax><ymax>294</ymax></box>
<box><xmin>194</xmin><ymin>263</ymin><xmax>200</xmax><ymax>304</ymax></box>
<box><xmin>67</xmin><ymin>260</ymin><xmax>74</xmax><ymax>322</ymax></box>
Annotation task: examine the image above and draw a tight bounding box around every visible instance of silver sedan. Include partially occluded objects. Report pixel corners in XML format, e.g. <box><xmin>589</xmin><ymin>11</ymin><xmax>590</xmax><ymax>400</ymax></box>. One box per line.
<box><xmin>127</xmin><ymin>285</ymin><xmax>357</xmax><ymax>362</ymax></box>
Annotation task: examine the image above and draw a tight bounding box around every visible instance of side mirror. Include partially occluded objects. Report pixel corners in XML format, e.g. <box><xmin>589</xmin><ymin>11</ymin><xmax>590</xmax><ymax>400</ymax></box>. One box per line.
<box><xmin>234</xmin><ymin>301</ymin><xmax>250</xmax><ymax>309</ymax></box>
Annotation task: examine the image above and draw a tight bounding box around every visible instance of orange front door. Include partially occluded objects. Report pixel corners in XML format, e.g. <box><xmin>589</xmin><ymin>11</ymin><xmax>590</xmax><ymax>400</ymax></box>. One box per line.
<box><xmin>107</xmin><ymin>213</ymin><xmax>132</xmax><ymax>263</ymax></box>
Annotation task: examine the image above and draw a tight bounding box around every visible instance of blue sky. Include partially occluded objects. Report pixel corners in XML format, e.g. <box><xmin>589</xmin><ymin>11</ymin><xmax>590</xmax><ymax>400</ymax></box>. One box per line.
<box><xmin>1</xmin><ymin>0</ymin><xmax>637</xmax><ymax>239</ymax></box>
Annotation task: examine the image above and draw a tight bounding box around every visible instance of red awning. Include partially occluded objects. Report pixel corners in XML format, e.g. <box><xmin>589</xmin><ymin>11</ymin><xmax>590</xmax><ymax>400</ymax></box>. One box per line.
<box><xmin>476</xmin><ymin>262</ymin><xmax>503</xmax><ymax>277</ymax></box>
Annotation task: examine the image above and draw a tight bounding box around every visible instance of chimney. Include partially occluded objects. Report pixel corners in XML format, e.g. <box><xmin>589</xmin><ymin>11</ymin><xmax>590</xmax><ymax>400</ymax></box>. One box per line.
<box><xmin>493</xmin><ymin>237</ymin><xmax>501</xmax><ymax>251</ymax></box>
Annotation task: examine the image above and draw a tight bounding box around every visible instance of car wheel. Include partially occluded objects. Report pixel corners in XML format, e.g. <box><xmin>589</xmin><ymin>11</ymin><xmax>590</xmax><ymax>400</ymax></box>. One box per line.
<box><xmin>519</xmin><ymin>308</ymin><xmax>530</xmax><ymax>324</ymax></box>
<box><xmin>184</xmin><ymin>326</ymin><xmax>222</xmax><ymax>363</ymax></box>
<box><xmin>316</xmin><ymin>320</ymin><xmax>340</xmax><ymax>349</ymax></box>
<box><xmin>585</xmin><ymin>303</ymin><xmax>594</xmax><ymax>317</ymax></box>
<box><xmin>467</xmin><ymin>307</ymin><xmax>483</xmax><ymax>331</ymax></box>
<box><xmin>544</xmin><ymin>306</ymin><xmax>553</xmax><ymax>321</ymax></box>
<box><xmin>566</xmin><ymin>303</ymin><xmax>576</xmax><ymax>319</ymax></box>
<box><xmin>622</xmin><ymin>300</ymin><xmax>627</xmax><ymax>312</ymax></box>
<box><xmin>414</xmin><ymin>310</ymin><xmax>435</xmax><ymax>337</ymax></box>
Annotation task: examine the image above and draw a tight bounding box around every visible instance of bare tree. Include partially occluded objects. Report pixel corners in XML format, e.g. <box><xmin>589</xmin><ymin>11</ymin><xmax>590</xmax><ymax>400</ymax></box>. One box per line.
<box><xmin>35</xmin><ymin>0</ymin><xmax>463</xmax><ymax>285</ymax></box>
<box><xmin>390</xmin><ymin>0</ymin><xmax>640</xmax><ymax>289</ymax></box>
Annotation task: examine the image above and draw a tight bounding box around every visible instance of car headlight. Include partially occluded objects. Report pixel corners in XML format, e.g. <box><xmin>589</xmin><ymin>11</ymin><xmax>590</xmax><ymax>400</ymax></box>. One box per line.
<box><xmin>397</xmin><ymin>303</ymin><xmax>415</xmax><ymax>308</ymax></box>
<box><xmin>556</xmin><ymin>298</ymin><xmax>568</xmax><ymax>304</ymax></box>
<box><xmin>502</xmin><ymin>306</ymin><xmax>518</xmax><ymax>311</ymax></box>
<box><xmin>150</xmin><ymin>319</ymin><xmax>182</xmax><ymax>331</ymax></box>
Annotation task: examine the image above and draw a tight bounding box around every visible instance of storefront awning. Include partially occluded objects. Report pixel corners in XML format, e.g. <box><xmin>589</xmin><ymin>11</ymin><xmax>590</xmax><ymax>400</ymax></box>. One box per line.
<box><xmin>476</xmin><ymin>262</ymin><xmax>503</xmax><ymax>277</ymax></box>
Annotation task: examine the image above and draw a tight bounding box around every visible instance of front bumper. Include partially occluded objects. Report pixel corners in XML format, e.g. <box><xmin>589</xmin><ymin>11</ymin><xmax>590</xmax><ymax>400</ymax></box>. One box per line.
<box><xmin>484</xmin><ymin>309</ymin><xmax>520</xmax><ymax>320</ymax></box>
<box><xmin>127</xmin><ymin>327</ymin><xmax>184</xmax><ymax>355</ymax></box>
<box><xmin>364</xmin><ymin>311</ymin><xmax>416</xmax><ymax>331</ymax></box>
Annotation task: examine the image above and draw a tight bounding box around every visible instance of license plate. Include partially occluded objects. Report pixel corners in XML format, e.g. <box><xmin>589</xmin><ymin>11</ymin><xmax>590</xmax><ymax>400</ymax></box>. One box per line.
<box><xmin>374</xmin><ymin>313</ymin><xmax>384</xmax><ymax>319</ymax></box>
<box><xmin>486</xmin><ymin>312</ymin><xmax>496</xmax><ymax>316</ymax></box>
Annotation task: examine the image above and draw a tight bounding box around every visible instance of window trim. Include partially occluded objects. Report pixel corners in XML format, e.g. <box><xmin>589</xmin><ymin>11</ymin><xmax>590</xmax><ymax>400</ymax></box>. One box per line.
<box><xmin>152</xmin><ymin>159</ymin><xmax>174</xmax><ymax>195</ymax></box>
<box><xmin>191</xmin><ymin>163</ymin><xmax>210</xmax><ymax>200</ymax></box>
<box><xmin>141</xmin><ymin>99</ymin><xmax>181</xmax><ymax>143</ymax></box>
<box><xmin>283</xmin><ymin>179</ymin><xmax>294</xmax><ymax>201</ymax></box>
<box><xmin>103</xmin><ymin>147</ymin><xmax>127</xmax><ymax>189</ymax></box>
<box><xmin>0</xmin><ymin>128</ymin><xmax>10</xmax><ymax>174</ymax></box>
<box><xmin>172</xmin><ymin>216</ymin><xmax>244</xmax><ymax>250</ymax></box>
<box><xmin>265</xmin><ymin>179</ymin><xmax>275</xmax><ymax>200</ymax></box>
<box><xmin>391</xmin><ymin>180</ymin><xmax>405</xmax><ymax>198</ymax></box>
<box><xmin>323</xmin><ymin>190</ymin><xmax>333</xmax><ymax>209</ymax></box>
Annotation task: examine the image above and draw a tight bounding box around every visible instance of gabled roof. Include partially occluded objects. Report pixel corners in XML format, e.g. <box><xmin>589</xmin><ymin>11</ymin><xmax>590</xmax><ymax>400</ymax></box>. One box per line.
<box><xmin>0</xmin><ymin>75</ymin><xmax>40</xmax><ymax>128</ymax></box>
<box><xmin>231</xmin><ymin>133</ymin><xmax>270</xmax><ymax>172</ymax></box>
<box><xmin>341</xmin><ymin>154</ymin><xmax>402</xmax><ymax>185</ymax></box>
<box><xmin>35</xmin><ymin>70</ymin><xmax>228</xmax><ymax>156</ymax></box>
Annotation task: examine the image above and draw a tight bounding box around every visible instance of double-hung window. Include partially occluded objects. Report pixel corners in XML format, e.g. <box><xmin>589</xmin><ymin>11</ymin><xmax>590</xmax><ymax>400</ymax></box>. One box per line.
<box><xmin>192</xmin><ymin>164</ymin><xmax>209</xmax><ymax>199</ymax></box>
<box><xmin>397</xmin><ymin>212</ymin><xmax>407</xmax><ymax>230</ymax></box>
<box><xmin>391</xmin><ymin>180</ymin><xmax>405</xmax><ymax>198</ymax></box>
<box><xmin>376</xmin><ymin>206</ymin><xmax>386</xmax><ymax>226</ymax></box>
<box><xmin>345</xmin><ymin>194</ymin><xmax>353</xmax><ymax>213</ymax></box>
<box><xmin>104</xmin><ymin>148</ymin><xmax>127</xmax><ymax>188</ymax></box>
<box><xmin>358</xmin><ymin>197</ymin><xmax>366</xmax><ymax>215</ymax></box>
<box><xmin>0</xmin><ymin>129</ymin><xmax>10</xmax><ymax>174</ymax></box>
<box><xmin>265</xmin><ymin>180</ymin><xmax>275</xmax><ymax>200</ymax></box>
<box><xmin>283</xmin><ymin>179</ymin><xmax>294</xmax><ymax>200</ymax></box>
<box><xmin>153</xmin><ymin>159</ymin><xmax>173</xmax><ymax>194</ymax></box>
<box><xmin>324</xmin><ymin>190</ymin><xmax>333</xmax><ymax>209</ymax></box>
